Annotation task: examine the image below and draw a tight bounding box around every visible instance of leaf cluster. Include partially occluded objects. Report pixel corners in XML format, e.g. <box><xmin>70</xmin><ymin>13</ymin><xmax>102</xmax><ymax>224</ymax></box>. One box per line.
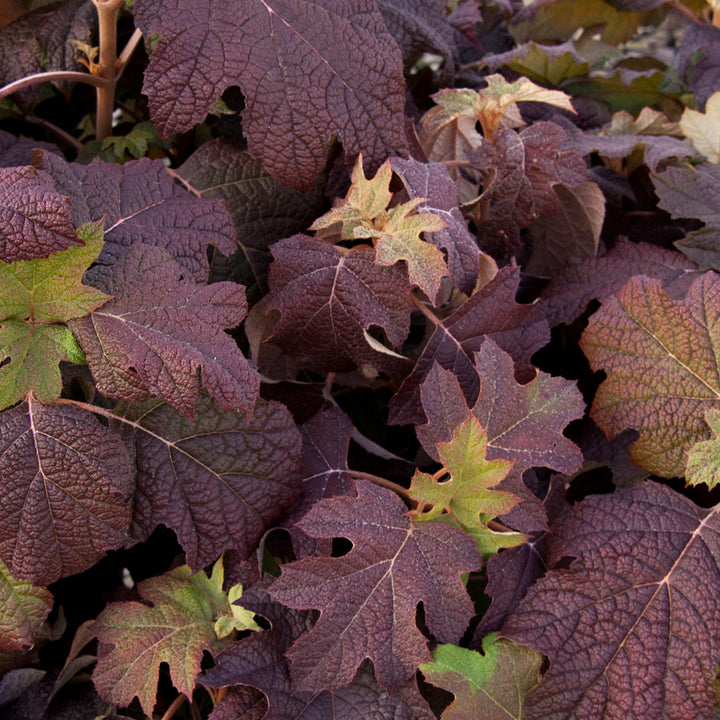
<box><xmin>2</xmin><ymin>1</ymin><xmax>720</xmax><ymax>719</ymax></box>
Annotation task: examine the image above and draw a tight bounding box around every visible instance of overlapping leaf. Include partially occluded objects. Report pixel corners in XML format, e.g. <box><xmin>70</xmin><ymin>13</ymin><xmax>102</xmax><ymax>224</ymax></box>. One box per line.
<box><xmin>264</xmin><ymin>235</ymin><xmax>413</xmax><ymax>373</ymax></box>
<box><xmin>93</xmin><ymin>560</ymin><xmax>257</xmax><ymax>717</ymax></box>
<box><xmin>679</xmin><ymin>91</ymin><xmax>720</xmax><ymax>163</ymax></box>
<box><xmin>502</xmin><ymin>481</ymin><xmax>720</xmax><ymax>720</ymax></box>
<box><xmin>132</xmin><ymin>0</ymin><xmax>408</xmax><ymax>191</ymax></box>
<box><xmin>111</xmin><ymin>393</ymin><xmax>301</xmax><ymax>569</ymax></box>
<box><xmin>0</xmin><ymin>559</ymin><xmax>52</xmax><ymax>652</ymax></box>
<box><xmin>653</xmin><ymin>163</ymin><xmax>720</xmax><ymax>271</ymax></box>
<box><xmin>202</xmin><ymin>586</ymin><xmax>435</xmax><ymax>720</ymax></box>
<box><xmin>686</xmin><ymin>408</ymin><xmax>720</xmax><ymax>489</ymax></box>
<box><xmin>537</xmin><ymin>237</ymin><xmax>698</xmax><ymax>328</ymax></box>
<box><xmin>69</xmin><ymin>243</ymin><xmax>259</xmax><ymax>417</ymax></box>
<box><xmin>469</xmin><ymin>121</ymin><xmax>589</xmax><ymax>256</ymax></box>
<box><xmin>417</xmin><ymin>340</ymin><xmax>585</xmax><ymax>477</ymax></box>
<box><xmin>0</xmin><ymin>397</ymin><xmax>133</xmax><ymax>585</ymax></box>
<box><xmin>524</xmin><ymin>181</ymin><xmax>605</xmax><ymax>277</ymax></box>
<box><xmin>389</xmin><ymin>266</ymin><xmax>549</xmax><ymax>426</ymax></box>
<box><xmin>410</xmin><ymin>415</ymin><xmax>526</xmax><ymax>557</ymax></box>
<box><xmin>0</xmin><ymin>166</ymin><xmax>79</xmax><ymax>262</ymax></box>
<box><xmin>580</xmin><ymin>272</ymin><xmax>720</xmax><ymax>478</ymax></box>
<box><xmin>0</xmin><ymin>221</ymin><xmax>109</xmax><ymax>409</ymax></box>
<box><xmin>269</xmin><ymin>480</ymin><xmax>481</xmax><ymax>692</ymax></box>
<box><xmin>678</xmin><ymin>22</ymin><xmax>720</xmax><ymax>109</ymax></box>
<box><xmin>173</xmin><ymin>139</ymin><xmax>327</xmax><ymax>301</ymax></box>
<box><xmin>312</xmin><ymin>157</ymin><xmax>448</xmax><ymax>301</ymax></box>
<box><xmin>34</xmin><ymin>152</ymin><xmax>237</xmax><ymax>281</ymax></box>
<box><xmin>419</xmin><ymin>635</ymin><xmax>542</xmax><ymax>720</ymax></box>
<box><xmin>391</xmin><ymin>156</ymin><xmax>487</xmax><ymax>295</ymax></box>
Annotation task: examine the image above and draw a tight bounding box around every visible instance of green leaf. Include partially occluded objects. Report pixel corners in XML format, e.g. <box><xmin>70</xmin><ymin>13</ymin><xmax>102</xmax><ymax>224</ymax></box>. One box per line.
<box><xmin>311</xmin><ymin>155</ymin><xmax>448</xmax><ymax>300</ymax></box>
<box><xmin>0</xmin><ymin>221</ymin><xmax>109</xmax><ymax>409</ymax></box>
<box><xmin>419</xmin><ymin>634</ymin><xmax>543</xmax><ymax>720</ymax></box>
<box><xmin>0</xmin><ymin>220</ymin><xmax>110</xmax><ymax>324</ymax></box>
<box><xmin>686</xmin><ymin>408</ymin><xmax>720</xmax><ymax>488</ymax></box>
<box><xmin>410</xmin><ymin>416</ymin><xmax>525</xmax><ymax>557</ymax></box>
<box><xmin>0</xmin><ymin>558</ymin><xmax>53</xmax><ymax>652</ymax></box>
<box><xmin>371</xmin><ymin>199</ymin><xmax>448</xmax><ymax>301</ymax></box>
<box><xmin>93</xmin><ymin>559</ymin><xmax>259</xmax><ymax>717</ymax></box>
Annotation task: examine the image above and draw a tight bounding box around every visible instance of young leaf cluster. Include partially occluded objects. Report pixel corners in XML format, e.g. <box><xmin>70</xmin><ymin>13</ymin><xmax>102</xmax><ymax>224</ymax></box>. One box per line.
<box><xmin>1</xmin><ymin>1</ymin><xmax>720</xmax><ymax>719</ymax></box>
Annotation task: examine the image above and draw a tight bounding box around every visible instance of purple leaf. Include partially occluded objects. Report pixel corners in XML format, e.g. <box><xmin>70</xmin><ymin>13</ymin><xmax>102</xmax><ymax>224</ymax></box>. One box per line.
<box><xmin>69</xmin><ymin>244</ymin><xmax>259</xmax><ymax>418</ymax></box>
<box><xmin>133</xmin><ymin>0</ymin><xmax>408</xmax><ymax>191</ymax></box>
<box><xmin>269</xmin><ymin>480</ymin><xmax>481</xmax><ymax>692</ymax></box>
<box><xmin>389</xmin><ymin>266</ymin><xmax>549</xmax><ymax>426</ymax></box>
<box><xmin>35</xmin><ymin>152</ymin><xmax>237</xmax><ymax>281</ymax></box>
<box><xmin>0</xmin><ymin>166</ymin><xmax>79</xmax><ymax>262</ymax></box>
<box><xmin>112</xmin><ymin>394</ymin><xmax>301</xmax><ymax>569</ymax></box>
<box><xmin>203</xmin><ymin>586</ymin><xmax>434</xmax><ymax>719</ymax></box>
<box><xmin>265</xmin><ymin>235</ymin><xmax>413</xmax><ymax>373</ymax></box>
<box><xmin>0</xmin><ymin>398</ymin><xmax>133</xmax><ymax>585</ymax></box>
<box><xmin>503</xmin><ymin>481</ymin><xmax>720</xmax><ymax>720</ymax></box>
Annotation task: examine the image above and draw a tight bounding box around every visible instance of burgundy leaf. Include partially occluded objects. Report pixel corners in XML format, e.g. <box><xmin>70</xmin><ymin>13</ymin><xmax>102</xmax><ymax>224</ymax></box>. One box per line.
<box><xmin>35</xmin><ymin>152</ymin><xmax>236</xmax><ymax>281</ymax></box>
<box><xmin>473</xmin><ymin>475</ymin><xmax>566</xmax><ymax>639</ymax></box>
<box><xmin>133</xmin><ymin>0</ymin><xmax>408</xmax><ymax>191</ymax></box>
<box><xmin>0</xmin><ymin>166</ymin><xmax>79</xmax><ymax>262</ymax></box>
<box><xmin>653</xmin><ymin>164</ymin><xmax>720</xmax><ymax>271</ymax></box>
<box><xmin>0</xmin><ymin>129</ymin><xmax>60</xmax><ymax>169</ymax></box>
<box><xmin>678</xmin><ymin>23</ymin><xmax>720</xmax><ymax>109</ymax></box>
<box><xmin>269</xmin><ymin>480</ymin><xmax>481</xmax><ymax>692</ymax></box>
<box><xmin>69</xmin><ymin>244</ymin><xmax>259</xmax><ymax>418</ymax></box>
<box><xmin>112</xmin><ymin>394</ymin><xmax>301</xmax><ymax>569</ymax></box>
<box><xmin>285</xmin><ymin>407</ymin><xmax>360</xmax><ymax>557</ymax></box>
<box><xmin>537</xmin><ymin>237</ymin><xmax>699</xmax><ymax>328</ymax></box>
<box><xmin>389</xmin><ymin>266</ymin><xmax>549</xmax><ymax>426</ymax></box>
<box><xmin>470</xmin><ymin>121</ymin><xmax>589</xmax><ymax>256</ymax></box>
<box><xmin>376</xmin><ymin>0</ymin><xmax>456</xmax><ymax>78</ymax></box>
<box><xmin>265</xmin><ymin>235</ymin><xmax>413</xmax><ymax>373</ymax></box>
<box><xmin>202</xmin><ymin>587</ymin><xmax>434</xmax><ymax>720</ymax></box>
<box><xmin>0</xmin><ymin>0</ymin><xmax>94</xmax><ymax>108</ymax></box>
<box><xmin>173</xmin><ymin>139</ymin><xmax>327</xmax><ymax>301</ymax></box>
<box><xmin>0</xmin><ymin>397</ymin><xmax>133</xmax><ymax>585</ymax></box>
<box><xmin>391</xmin><ymin>156</ymin><xmax>485</xmax><ymax>295</ymax></box>
<box><xmin>503</xmin><ymin>481</ymin><xmax>720</xmax><ymax>720</ymax></box>
<box><xmin>416</xmin><ymin>341</ymin><xmax>584</xmax><ymax>476</ymax></box>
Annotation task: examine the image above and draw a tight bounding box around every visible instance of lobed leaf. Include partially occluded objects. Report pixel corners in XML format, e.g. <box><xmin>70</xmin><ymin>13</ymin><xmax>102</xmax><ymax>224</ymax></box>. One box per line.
<box><xmin>173</xmin><ymin>139</ymin><xmax>326</xmax><ymax>301</ymax></box>
<box><xmin>0</xmin><ymin>166</ymin><xmax>79</xmax><ymax>262</ymax></box>
<box><xmin>580</xmin><ymin>272</ymin><xmax>720</xmax><ymax>477</ymax></box>
<box><xmin>69</xmin><ymin>243</ymin><xmax>259</xmax><ymax>417</ymax></box>
<box><xmin>503</xmin><ymin>481</ymin><xmax>720</xmax><ymax>720</ymax></box>
<box><xmin>0</xmin><ymin>558</ymin><xmax>52</xmax><ymax>653</ymax></box>
<box><xmin>0</xmin><ymin>397</ymin><xmax>133</xmax><ymax>585</ymax></box>
<box><xmin>265</xmin><ymin>235</ymin><xmax>413</xmax><ymax>373</ymax></box>
<box><xmin>420</xmin><ymin>635</ymin><xmax>542</xmax><ymax>720</ymax></box>
<box><xmin>686</xmin><ymin>408</ymin><xmax>720</xmax><ymax>489</ymax></box>
<box><xmin>410</xmin><ymin>416</ymin><xmax>525</xmax><ymax>556</ymax></box>
<box><xmin>417</xmin><ymin>340</ymin><xmax>585</xmax><ymax>477</ymax></box>
<box><xmin>93</xmin><ymin>561</ymin><xmax>256</xmax><ymax>717</ymax></box>
<box><xmin>678</xmin><ymin>91</ymin><xmax>720</xmax><ymax>163</ymax></box>
<box><xmin>653</xmin><ymin>163</ymin><xmax>720</xmax><ymax>271</ymax></box>
<box><xmin>269</xmin><ymin>480</ymin><xmax>481</xmax><ymax>692</ymax></box>
<box><xmin>203</xmin><ymin>586</ymin><xmax>435</xmax><ymax>719</ymax></box>
<box><xmin>133</xmin><ymin>0</ymin><xmax>408</xmax><ymax>191</ymax></box>
<box><xmin>111</xmin><ymin>393</ymin><xmax>301</xmax><ymax>569</ymax></box>
<box><xmin>35</xmin><ymin>153</ymin><xmax>237</xmax><ymax>282</ymax></box>
<box><xmin>389</xmin><ymin>266</ymin><xmax>550</xmax><ymax>427</ymax></box>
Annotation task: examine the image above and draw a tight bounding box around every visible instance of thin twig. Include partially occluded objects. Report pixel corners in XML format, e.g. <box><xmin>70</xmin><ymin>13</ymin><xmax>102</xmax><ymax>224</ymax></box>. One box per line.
<box><xmin>24</xmin><ymin>115</ymin><xmax>83</xmax><ymax>152</ymax></box>
<box><xmin>160</xmin><ymin>694</ymin><xmax>187</xmax><ymax>720</ymax></box>
<box><xmin>116</xmin><ymin>28</ymin><xmax>143</xmax><ymax>78</ymax></box>
<box><xmin>0</xmin><ymin>71</ymin><xmax>105</xmax><ymax>100</ymax></box>
<box><xmin>349</xmin><ymin>470</ymin><xmax>415</xmax><ymax>503</ymax></box>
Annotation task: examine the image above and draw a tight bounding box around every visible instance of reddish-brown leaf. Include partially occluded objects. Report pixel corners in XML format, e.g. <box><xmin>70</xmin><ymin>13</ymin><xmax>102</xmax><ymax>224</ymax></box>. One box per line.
<box><xmin>269</xmin><ymin>480</ymin><xmax>481</xmax><ymax>692</ymax></box>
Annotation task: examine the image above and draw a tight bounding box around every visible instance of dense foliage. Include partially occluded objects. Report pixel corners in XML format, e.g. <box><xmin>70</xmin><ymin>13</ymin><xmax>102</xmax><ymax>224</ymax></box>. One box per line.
<box><xmin>1</xmin><ymin>0</ymin><xmax>720</xmax><ymax>718</ymax></box>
